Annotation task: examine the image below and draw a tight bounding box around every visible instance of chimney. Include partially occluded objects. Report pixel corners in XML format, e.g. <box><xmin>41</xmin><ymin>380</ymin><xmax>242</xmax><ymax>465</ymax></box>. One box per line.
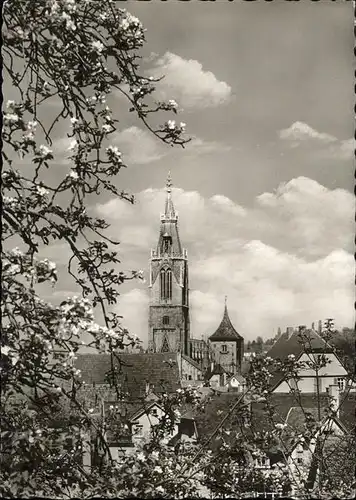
<box><xmin>286</xmin><ymin>327</ymin><xmax>294</xmax><ymax>339</ymax></box>
<box><xmin>318</xmin><ymin>320</ymin><xmax>322</xmax><ymax>334</ymax></box>
<box><xmin>328</xmin><ymin>384</ymin><xmax>340</xmax><ymax>418</ymax></box>
<box><xmin>311</xmin><ymin>322</ymin><xmax>315</xmax><ymax>331</ymax></box>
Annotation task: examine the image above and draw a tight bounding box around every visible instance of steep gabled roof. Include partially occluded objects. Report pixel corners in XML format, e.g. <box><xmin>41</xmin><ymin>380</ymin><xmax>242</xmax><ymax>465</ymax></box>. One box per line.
<box><xmin>204</xmin><ymin>363</ymin><xmax>227</xmax><ymax>381</ymax></box>
<box><xmin>74</xmin><ymin>352</ymin><xmax>181</xmax><ymax>398</ymax></box>
<box><xmin>267</xmin><ymin>328</ymin><xmax>334</xmax><ymax>362</ymax></box>
<box><xmin>209</xmin><ymin>300</ymin><xmax>243</xmax><ymax>342</ymax></box>
<box><xmin>267</xmin><ymin>328</ymin><xmax>337</xmax><ymax>389</ymax></box>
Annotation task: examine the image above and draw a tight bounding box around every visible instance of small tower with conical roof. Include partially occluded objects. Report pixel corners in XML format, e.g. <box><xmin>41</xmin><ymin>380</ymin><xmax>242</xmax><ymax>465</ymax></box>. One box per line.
<box><xmin>148</xmin><ymin>173</ymin><xmax>190</xmax><ymax>354</ymax></box>
<box><xmin>208</xmin><ymin>297</ymin><xmax>244</xmax><ymax>374</ymax></box>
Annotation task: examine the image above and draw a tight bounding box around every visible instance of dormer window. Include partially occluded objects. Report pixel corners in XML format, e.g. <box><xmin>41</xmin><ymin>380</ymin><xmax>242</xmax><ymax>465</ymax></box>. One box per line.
<box><xmin>221</xmin><ymin>345</ymin><xmax>228</xmax><ymax>354</ymax></box>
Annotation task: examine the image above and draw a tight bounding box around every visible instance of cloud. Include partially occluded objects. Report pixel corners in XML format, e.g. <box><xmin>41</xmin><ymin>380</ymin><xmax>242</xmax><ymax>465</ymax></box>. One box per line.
<box><xmin>255</xmin><ymin>176</ymin><xmax>353</xmax><ymax>255</ymax></box>
<box><xmin>279</xmin><ymin>121</ymin><xmax>336</xmax><ymax>143</ymax></box>
<box><xmin>190</xmin><ymin>246</ymin><xmax>353</xmax><ymax>339</ymax></box>
<box><xmin>279</xmin><ymin>121</ymin><xmax>354</xmax><ymax>160</ymax></box>
<box><xmin>115</xmin><ymin>289</ymin><xmax>149</xmax><ymax>344</ymax></box>
<box><xmin>186</xmin><ymin>137</ymin><xmax>232</xmax><ymax>156</ymax></box>
<box><xmin>94</xmin><ymin>177</ymin><xmax>353</xmax><ymax>342</ymax></box>
<box><xmin>112</xmin><ymin>126</ymin><xmax>167</xmax><ymax>165</ymax></box>
<box><xmin>149</xmin><ymin>52</ymin><xmax>232</xmax><ymax>109</ymax></box>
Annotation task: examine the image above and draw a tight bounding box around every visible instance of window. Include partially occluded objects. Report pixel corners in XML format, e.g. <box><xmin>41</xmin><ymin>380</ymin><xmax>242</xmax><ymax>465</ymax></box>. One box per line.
<box><xmin>163</xmin><ymin>315</ymin><xmax>170</xmax><ymax>325</ymax></box>
<box><xmin>335</xmin><ymin>377</ymin><xmax>345</xmax><ymax>391</ymax></box>
<box><xmin>255</xmin><ymin>456</ymin><xmax>270</xmax><ymax>468</ymax></box>
<box><xmin>133</xmin><ymin>424</ymin><xmax>143</xmax><ymax>437</ymax></box>
<box><xmin>163</xmin><ymin>235</ymin><xmax>172</xmax><ymax>254</ymax></box>
<box><xmin>160</xmin><ymin>268</ymin><xmax>172</xmax><ymax>301</ymax></box>
<box><xmin>161</xmin><ymin>335</ymin><xmax>170</xmax><ymax>352</ymax></box>
<box><xmin>221</xmin><ymin>344</ymin><xmax>228</xmax><ymax>353</ymax></box>
<box><xmin>53</xmin><ymin>351</ymin><xmax>66</xmax><ymax>360</ymax></box>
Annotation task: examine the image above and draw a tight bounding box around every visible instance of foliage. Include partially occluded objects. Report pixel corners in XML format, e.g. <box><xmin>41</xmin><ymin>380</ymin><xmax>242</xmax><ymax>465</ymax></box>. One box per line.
<box><xmin>2</xmin><ymin>0</ymin><xmax>191</xmax><ymax>497</ymax></box>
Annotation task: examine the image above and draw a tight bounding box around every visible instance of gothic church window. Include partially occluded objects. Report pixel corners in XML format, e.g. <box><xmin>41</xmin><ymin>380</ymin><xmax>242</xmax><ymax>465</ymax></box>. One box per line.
<box><xmin>161</xmin><ymin>335</ymin><xmax>170</xmax><ymax>352</ymax></box>
<box><xmin>163</xmin><ymin>235</ymin><xmax>172</xmax><ymax>254</ymax></box>
<box><xmin>160</xmin><ymin>268</ymin><xmax>172</xmax><ymax>300</ymax></box>
<box><xmin>163</xmin><ymin>315</ymin><xmax>170</xmax><ymax>325</ymax></box>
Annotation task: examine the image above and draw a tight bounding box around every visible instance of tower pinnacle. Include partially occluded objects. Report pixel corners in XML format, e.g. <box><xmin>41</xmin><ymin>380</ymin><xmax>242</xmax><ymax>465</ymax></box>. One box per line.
<box><xmin>166</xmin><ymin>171</ymin><xmax>172</xmax><ymax>193</ymax></box>
<box><xmin>164</xmin><ymin>171</ymin><xmax>176</xmax><ymax>219</ymax></box>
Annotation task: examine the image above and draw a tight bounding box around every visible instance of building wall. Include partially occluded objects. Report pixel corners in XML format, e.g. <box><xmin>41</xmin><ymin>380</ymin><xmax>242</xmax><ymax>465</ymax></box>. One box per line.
<box><xmin>274</xmin><ymin>375</ymin><xmax>347</xmax><ymax>393</ymax></box>
<box><xmin>131</xmin><ymin>405</ymin><xmax>179</xmax><ymax>447</ymax></box>
<box><xmin>181</xmin><ymin>356</ymin><xmax>203</xmax><ymax>382</ymax></box>
<box><xmin>274</xmin><ymin>353</ymin><xmax>348</xmax><ymax>393</ymax></box>
<box><xmin>297</xmin><ymin>353</ymin><xmax>348</xmax><ymax>377</ymax></box>
<box><xmin>209</xmin><ymin>340</ymin><xmax>242</xmax><ymax>373</ymax></box>
<box><xmin>189</xmin><ymin>338</ymin><xmax>211</xmax><ymax>371</ymax></box>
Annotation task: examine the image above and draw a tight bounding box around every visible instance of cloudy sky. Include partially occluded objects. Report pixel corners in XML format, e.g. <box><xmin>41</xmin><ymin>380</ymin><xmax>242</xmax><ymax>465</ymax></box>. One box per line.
<box><xmin>35</xmin><ymin>1</ymin><xmax>355</xmax><ymax>343</ymax></box>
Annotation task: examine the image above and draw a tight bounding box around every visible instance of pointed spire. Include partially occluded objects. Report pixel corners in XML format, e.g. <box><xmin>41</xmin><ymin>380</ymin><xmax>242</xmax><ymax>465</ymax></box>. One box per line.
<box><xmin>209</xmin><ymin>296</ymin><xmax>243</xmax><ymax>341</ymax></box>
<box><xmin>164</xmin><ymin>171</ymin><xmax>176</xmax><ymax>219</ymax></box>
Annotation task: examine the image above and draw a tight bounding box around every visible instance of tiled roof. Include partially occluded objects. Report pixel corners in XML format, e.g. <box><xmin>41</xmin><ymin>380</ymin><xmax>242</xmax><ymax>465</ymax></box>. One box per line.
<box><xmin>209</xmin><ymin>303</ymin><xmax>243</xmax><ymax>341</ymax></box>
<box><xmin>250</xmin><ymin>393</ymin><xmax>331</xmax><ymax>433</ymax></box>
<box><xmin>194</xmin><ymin>393</ymin><xmax>246</xmax><ymax>448</ymax></box>
<box><xmin>204</xmin><ymin>363</ymin><xmax>227</xmax><ymax>380</ymax></box>
<box><xmin>266</xmin><ymin>328</ymin><xmax>336</xmax><ymax>389</ymax></box>
<box><xmin>75</xmin><ymin>352</ymin><xmax>181</xmax><ymax>398</ymax></box>
<box><xmin>267</xmin><ymin>328</ymin><xmax>334</xmax><ymax>362</ymax></box>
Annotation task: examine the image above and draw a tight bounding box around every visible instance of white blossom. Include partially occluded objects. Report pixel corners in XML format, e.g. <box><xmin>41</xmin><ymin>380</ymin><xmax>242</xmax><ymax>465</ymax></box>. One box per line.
<box><xmin>61</xmin><ymin>11</ymin><xmax>76</xmax><ymax>31</ymax></box>
<box><xmin>6</xmin><ymin>264</ymin><xmax>21</xmax><ymax>275</ymax></box>
<box><xmin>4</xmin><ymin>113</ymin><xmax>19</xmax><ymax>124</ymax></box>
<box><xmin>70</xmin><ymin>117</ymin><xmax>79</xmax><ymax>125</ymax></box>
<box><xmin>102</xmin><ymin>124</ymin><xmax>112</xmax><ymax>133</ymax></box>
<box><xmin>68</xmin><ymin>139</ymin><xmax>78</xmax><ymax>151</ymax></box>
<box><xmin>68</xmin><ymin>170</ymin><xmax>79</xmax><ymax>180</ymax></box>
<box><xmin>6</xmin><ymin>100</ymin><xmax>16</xmax><ymax>109</ymax></box>
<box><xmin>106</xmin><ymin>145</ymin><xmax>121</xmax><ymax>158</ymax></box>
<box><xmin>91</xmin><ymin>40</ymin><xmax>104</xmax><ymax>53</ymax></box>
<box><xmin>168</xmin><ymin>99</ymin><xmax>178</xmax><ymax>109</ymax></box>
<box><xmin>27</xmin><ymin>120</ymin><xmax>38</xmax><ymax>131</ymax></box>
<box><xmin>38</xmin><ymin>144</ymin><xmax>53</xmax><ymax>158</ymax></box>
<box><xmin>64</xmin><ymin>0</ymin><xmax>76</xmax><ymax>13</ymax></box>
<box><xmin>179</xmin><ymin>122</ymin><xmax>186</xmax><ymax>131</ymax></box>
<box><xmin>37</xmin><ymin>186</ymin><xmax>49</xmax><ymax>197</ymax></box>
<box><xmin>167</xmin><ymin>120</ymin><xmax>176</xmax><ymax>130</ymax></box>
<box><xmin>10</xmin><ymin>248</ymin><xmax>24</xmax><ymax>258</ymax></box>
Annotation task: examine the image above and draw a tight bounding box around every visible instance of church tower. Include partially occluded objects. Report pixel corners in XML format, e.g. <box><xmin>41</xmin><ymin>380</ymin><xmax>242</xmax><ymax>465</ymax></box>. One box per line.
<box><xmin>148</xmin><ymin>174</ymin><xmax>190</xmax><ymax>355</ymax></box>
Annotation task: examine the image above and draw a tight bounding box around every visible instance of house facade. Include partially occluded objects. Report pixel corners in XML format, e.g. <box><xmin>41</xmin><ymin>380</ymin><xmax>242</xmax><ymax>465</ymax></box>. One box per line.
<box><xmin>267</xmin><ymin>326</ymin><xmax>348</xmax><ymax>394</ymax></box>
